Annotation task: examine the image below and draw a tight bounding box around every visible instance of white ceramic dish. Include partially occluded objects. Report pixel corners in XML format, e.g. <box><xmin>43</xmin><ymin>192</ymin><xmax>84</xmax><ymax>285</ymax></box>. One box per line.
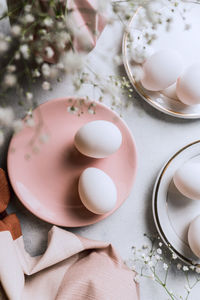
<box><xmin>123</xmin><ymin>2</ymin><xmax>200</xmax><ymax>119</ymax></box>
<box><xmin>153</xmin><ymin>140</ymin><xmax>200</xmax><ymax>265</ymax></box>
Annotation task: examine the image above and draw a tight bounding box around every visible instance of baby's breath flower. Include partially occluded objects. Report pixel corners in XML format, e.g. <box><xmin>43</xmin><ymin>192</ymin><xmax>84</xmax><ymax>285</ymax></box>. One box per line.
<box><xmin>43</xmin><ymin>17</ymin><xmax>53</xmax><ymax>27</ymax></box>
<box><xmin>61</xmin><ymin>51</ymin><xmax>84</xmax><ymax>74</ymax></box>
<box><xmin>4</xmin><ymin>74</ymin><xmax>17</xmax><ymax>88</ymax></box>
<box><xmin>41</xmin><ymin>64</ymin><xmax>51</xmax><ymax>77</ymax></box>
<box><xmin>0</xmin><ymin>107</ymin><xmax>14</xmax><ymax>126</ymax></box>
<box><xmin>177</xmin><ymin>263</ymin><xmax>182</xmax><ymax>270</ymax></box>
<box><xmin>24</xmin><ymin>4</ymin><xmax>32</xmax><ymax>13</ymax></box>
<box><xmin>45</xmin><ymin>47</ymin><xmax>54</xmax><ymax>59</ymax></box>
<box><xmin>155</xmin><ymin>254</ymin><xmax>161</xmax><ymax>261</ymax></box>
<box><xmin>172</xmin><ymin>252</ymin><xmax>178</xmax><ymax>260</ymax></box>
<box><xmin>183</xmin><ymin>266</ymin><xmax>189</xmax><ymax>272</ymax></box>
<box><xmin>0</xmin><ymin>38</ymin><xmax>8</xmax><ymax>53</ymax></box>
<box><xmin>20</xmin><ymin>44</ymin><xmax>30</xmax><ymax>59</ymax></box>
<box><xmin>24</xmin><ymin>14</ymin><xmax>35</xmax><ymax>23</ymax></box>
<box><xmin>32</xmin><ymin>69</ymin><xmax>41</xmax><ymax>78</ymax></box>
<box><xmin>7</xmin><ymin>65</ymin><xmax>16</xmax><ymax>73</ymax></box>
<box><xmin>42</xmin><ymin>81</ymin><xmax>51</xmax><ymax>91</ymax></box>
<box><xmin>163</xmin><ymin>263</ymin><xmax>168</xmax><ymax>271</ymax></box>
<box><xmin>26</xmin><ymin>92</ymin><xmax>33</xmax><ymax>101</ymax></box>
<box><xmin>11</xmin><ymin>25</ymin><xmax>21</xmax><ymax>37</ymax></box>
<box><xmin>157</xmin><ymin>248</ymin><xmax>162</xmax><ymax>255</ymax></box>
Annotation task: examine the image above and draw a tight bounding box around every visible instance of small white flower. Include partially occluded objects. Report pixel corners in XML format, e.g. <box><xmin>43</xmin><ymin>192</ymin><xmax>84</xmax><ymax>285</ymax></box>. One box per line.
<box><xmin>43</xmin><ymin>17</ymin><xmax>53</xmax><ymax>27</ymax></box>
<box><xmin>24</xmin><ymin>4</ymin><xmax>32</xmax><ymax>13</ymax></box>
<box><xmin>11</xmin><ymin>25</ymin><xmax>21</xmax><ymax>36</ymax></box>
<box><xmin>0</xmin><ymin>131</ymin><xmax>4</xmax><ymax>146</ymax></box>
<box><xmin>148</xmin><ymin>260</ymin><xmax>154</xmax><ymax>267</ymax></box>
<box><xmin>157</xmin><ymin>248</ymin><xmax>162</xmax><ymax>255</ymax></box>
<box><xmin>177</xmin><ymin>263</ymin><xmax>182</xmax><ymax>270</ymax></box>
<box><xmin>0</xmin><ymin>39</ymin><xmax>8</xmax><ymax>53</ymax></box>
<box><xmin>0</xmin><ymin>107</ymin><xmax>14</xmax><ymax>126</ymax></box>
<box><xmin>26</xmin><ymin>92</ymin><xmax>33</xmax><ymax>101</ymax></box>
<box><xmin>163</xmin><ymin>263</ymin><xmax>168</xmax><ymax>271</ymax></box>
<box><xmin>172</xmin><ymin>253</ymin><xmax>178</xmax><ymax>260</ymax></box>
<box><xmin>142</xmin><ymin>244</ymin><xmax>149</xmax><ymax>250</ymax></box>
<box><xmin>32</xmin><ymin>69</ymin><xmax>41</xmax><ymax>78</ymax></box>
<box><xmin>131</xmin><ymin>44</ymin><xmax>154</xmax><ymax>64</ymax></box>
<box><xmin>35</xmin><ymin>56</ymin><xmax>43</xmax><ymax>65</ymax></box>
<box><xmin>159</xmin><ymin>242</ymin><xmax>163</xmax><ymax>247</ymax></box>
<box><xmin>56</xmin><ymin>32</ymin><xmax>71</xmax><ymax>49</ymax></box>
<box><xmin>7</xmin><ymin>65</ymin><xmax>16</xmax><ymax>73</ymax></box>
<box><xmin>15</xmin><ymin>52</ymin><xmax>20</xmax><ymax>60</ymax></box>
<box><xmin>45</xmin><ymin>47</ymin><xmax>54</xmax><ymax>59</ymax></box>
<box><xmin>155</xmin><ymin>255</ymin><xmax>161</xmax><ymax>261</ymax></box>
<box><xmin>28</xmin><ymin>34</ymin><xmax>34</xmax><ymax>41</ymax></box>
<box><xmin>132</xmin><ymin>65</ymin><xmax>144</xmax><ymax>82</ymax></box>
<box><xmin>61</xmin><ymin>51</ymin><xmax>84</xmax><ymax>74</ymax></box>
<box><xmin>20</xmin><ymin>44</ymin><xmax>30</xmax><ymax>59</ymax></box>
<box><xmin>24</xmin><ymin>14</ymin><xmax>35</xmax><ymax>23</ymax></box>
<box><xmin>42</xmin><ymin>81</ymin><xmax>51</xmax><ymax>91</ymax></box>
<box><xmin>190</xmin><ymin>265</ymin><xmax>195</xmax><ymax>271</ymax></box>
<box><xmin>41</xmin><ymin>63</ymin><xmax>51</xmax><ymax>77</ymax></box>
<box><xmin>4</xmin><ymin>74</ymin><xmax>17</xmax><ymax>87</ymax></box>
<box><xmin>183</xmin><ymin>266</ymin><xmax>189</xmax><ymax>272</ymax></box>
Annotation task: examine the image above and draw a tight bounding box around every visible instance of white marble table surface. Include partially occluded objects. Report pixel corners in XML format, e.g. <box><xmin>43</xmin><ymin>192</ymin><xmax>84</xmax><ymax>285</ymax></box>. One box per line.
<box><xmin>1</xmin><ymin>1</ymin><xmax>200</xmax><ymax>299</ymax></box>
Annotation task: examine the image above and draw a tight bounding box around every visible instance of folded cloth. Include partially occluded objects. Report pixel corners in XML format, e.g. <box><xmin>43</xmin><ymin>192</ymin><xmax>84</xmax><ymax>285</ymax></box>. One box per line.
<box><xmin>0</xmin><ymin>226</ymin><xmax>139</xmax><ymax>300</ymax></box>
<box><xmin>0</xmin><ymin>168</ymin><xmax>139</xmax><ymax>300</ymax></box>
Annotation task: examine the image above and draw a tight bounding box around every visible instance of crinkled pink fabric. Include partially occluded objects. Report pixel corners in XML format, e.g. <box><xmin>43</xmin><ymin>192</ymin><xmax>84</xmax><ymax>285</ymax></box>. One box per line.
<box><xmin>0</xmin><ymin>226</ymin><xmax>139</xmax><ymax>300</ymax></box>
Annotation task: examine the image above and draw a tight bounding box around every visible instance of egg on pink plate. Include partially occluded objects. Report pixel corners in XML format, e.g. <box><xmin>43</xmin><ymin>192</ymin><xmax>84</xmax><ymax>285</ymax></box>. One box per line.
<box><xmin>176</xmin><ymin>63</ymin><xmax>200</xmax><ymax>105</ymax></box>
<box><xmin>78</xmin><ymin>167</ymin><xmax>117</xmax><ymax>215</ymax></box>
<box><xmin>188</xmin><ymin>215</ymin><xmax>200</xmax><ymax>258</ymax></box>
<box><xmin>74</xmin><ymin>120</ymin><xmax>122</xmax><ymax>158</ymax></box>
<box><xmin>141</xmin><ymin>49</ymin><xmax>183</xmax><ymax>91</ymax></box>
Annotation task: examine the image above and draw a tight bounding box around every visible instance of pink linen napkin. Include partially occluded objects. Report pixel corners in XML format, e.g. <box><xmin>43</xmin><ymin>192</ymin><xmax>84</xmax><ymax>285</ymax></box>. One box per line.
<box><xmin>0</xmin><ymin>226</ymin><xmax>139</xmax><ymax>300</ymax></box>
<box><xmin>0</xmin><ymin>169</ymin><xmax>139</xmax><ymax>300</ymax></box>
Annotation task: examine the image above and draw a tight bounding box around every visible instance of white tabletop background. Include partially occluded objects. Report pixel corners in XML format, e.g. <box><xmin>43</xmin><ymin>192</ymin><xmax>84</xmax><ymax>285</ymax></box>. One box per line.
<box><xmin>1</xmin><ymin>1</ymin><xmax>200</xmax><ymax>299</ymax></box>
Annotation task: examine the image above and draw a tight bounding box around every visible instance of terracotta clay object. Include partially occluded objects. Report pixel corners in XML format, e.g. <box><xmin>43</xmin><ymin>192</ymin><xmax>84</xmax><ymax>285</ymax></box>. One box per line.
<box><xmin>0</xmin><ymin>169</ymin><xmax>10</xmax><ymax>214</ymax></box>
<box><xmin>0</xmin><ymin>214</ymin><xmax>22</xmax><ymax>240</ymax></box>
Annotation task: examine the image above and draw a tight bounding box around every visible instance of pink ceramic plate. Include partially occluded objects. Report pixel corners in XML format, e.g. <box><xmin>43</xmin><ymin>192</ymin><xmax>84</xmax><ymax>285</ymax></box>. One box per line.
<box><xmin>7</xmin><ymin>98</ymin><xmax>137</xmax><ymax>227</ymax></box>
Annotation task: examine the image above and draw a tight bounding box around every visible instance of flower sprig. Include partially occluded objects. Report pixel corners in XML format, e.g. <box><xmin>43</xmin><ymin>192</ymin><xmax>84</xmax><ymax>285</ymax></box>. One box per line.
<box><xmin>128</xmin><ymin>234</ymin><xmax>200</xmax><ymax>300</ymax></box>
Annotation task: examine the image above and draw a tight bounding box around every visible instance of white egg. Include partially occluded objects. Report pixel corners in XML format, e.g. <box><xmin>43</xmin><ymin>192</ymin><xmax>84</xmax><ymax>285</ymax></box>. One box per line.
<box><xmin>74</xmin><ymin>120</ymin><xmax>122</xmax><ymax>158</ymax></box>
<box><xmin>176</xmin><ymin>63</ymin><xmax>200</xmax><ymax>105</ymax></box>
<box><xmin>78</xmin><ymin>167</ymin><xmax>117</xmax><ymax>214</ymax></box>
<box><xmin>141</xmin><ymin>49</ymin><xmax>183</xmax><ymax>91</ymax></box>
<box><xmin>188</xmin><ymin>216</ymin><xmax>200</xmax><ymax>258</ymax></box>
<box><xmin>162</xmin><ymin>83</ymin><xmax>178</xmax><ymax>100</ymax></box>
<box><xmin>173</xmin><ymin>160</ymin><xmax>200</xmax><ymax>201</ymax></box>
